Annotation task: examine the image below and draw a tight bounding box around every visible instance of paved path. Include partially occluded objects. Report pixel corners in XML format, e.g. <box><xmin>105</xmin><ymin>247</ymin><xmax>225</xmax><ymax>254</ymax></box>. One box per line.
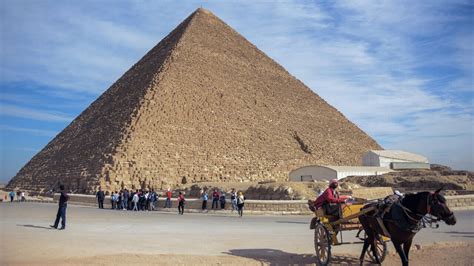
<box><xmin>1</xmin><ymin>202</ymin><xmax>472</xmax><ymax>264</ymax></box>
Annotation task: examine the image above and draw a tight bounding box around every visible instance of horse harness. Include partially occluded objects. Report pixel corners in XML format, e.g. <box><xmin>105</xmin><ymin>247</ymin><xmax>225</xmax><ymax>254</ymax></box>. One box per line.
<box><xmin>372</xmin><ymin>193</ymin><xmax>428</xmax><ymax>236</ymax></box>
<box><xmin>379</xmin><ymin>192</ymin><xmax>455</xmax><ymax>234</ymax></box>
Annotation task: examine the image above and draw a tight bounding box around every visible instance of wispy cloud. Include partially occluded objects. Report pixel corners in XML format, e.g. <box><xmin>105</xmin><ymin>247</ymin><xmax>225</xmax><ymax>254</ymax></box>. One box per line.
<box><xmin>0</xmin><ymin>125</ymin><xmax>58</xmax><ymax>137</ymax></box>
<box><xmin>0</xmin><ymin>104</ymin><xmax>73</xmax><ymax>122</ymax></box>
<box><xmin>0</xmin><ymin>0</ymin><xmax>472</xmax><ymax>175</ymax></box>
<box><xmin>218</xmin><ymin>1</ymin><xmax>473</xmax><ymax>169</ymax></box>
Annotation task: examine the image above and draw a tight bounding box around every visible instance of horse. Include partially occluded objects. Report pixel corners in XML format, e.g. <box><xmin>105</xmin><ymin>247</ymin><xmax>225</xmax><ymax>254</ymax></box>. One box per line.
<box><xmin>358</xmin><ymin>188</ymin><xmax>456</xmax><ymax>266</ymax></box>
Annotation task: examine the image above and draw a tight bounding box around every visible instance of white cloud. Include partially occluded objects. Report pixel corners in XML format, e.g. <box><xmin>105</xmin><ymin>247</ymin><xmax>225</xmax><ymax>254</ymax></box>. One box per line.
<box><xmin>0</xmin><ymin>125</ymin><xmax>57</xmax><ymax>137</ymax></box>
<box><xmin>0</xmin><ymin>0</ymin><xmax>472</xmax><ymax>172</ymax></box>
<box><xmin>0</xmin><ymin>104</ymin><xmax>73</xmax><ymax>122</ymax></box>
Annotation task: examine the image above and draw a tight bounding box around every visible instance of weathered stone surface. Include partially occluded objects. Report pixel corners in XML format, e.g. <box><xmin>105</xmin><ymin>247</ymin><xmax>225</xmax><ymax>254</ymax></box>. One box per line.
<box><xmin>7</xmin><ymin>8</ymin><xmax>380</xmax><ymax>194</ymax></box>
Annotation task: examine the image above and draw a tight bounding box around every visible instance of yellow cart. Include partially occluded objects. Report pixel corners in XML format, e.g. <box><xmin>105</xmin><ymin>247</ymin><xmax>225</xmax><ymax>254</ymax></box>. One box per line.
<box><xmin>309</xmin><ymin>201</ymin><xmax>388</xmax><ymax>266</ymax></box>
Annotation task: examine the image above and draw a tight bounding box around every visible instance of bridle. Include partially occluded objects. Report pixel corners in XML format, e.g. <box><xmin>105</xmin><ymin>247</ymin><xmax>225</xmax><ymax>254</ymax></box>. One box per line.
<box><xmin>401</xmin><ymin>192</ymin><xmax>454</xmax><ymax>227</ymax></box>
<box><xmin>427</xmin><ymin>193</ymin><xmax>454</xmax><ymax>221</ymax></box>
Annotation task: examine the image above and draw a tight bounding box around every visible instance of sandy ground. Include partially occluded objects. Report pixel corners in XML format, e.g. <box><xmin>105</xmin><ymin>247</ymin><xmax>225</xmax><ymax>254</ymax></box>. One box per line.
<box><xmin>36</xmin><ymin>243</ymin><xmax>474</xmax><ymax>265</ymax></box>
<box><xmin>1</xmin><ymin>202</ymin><xmax>473</xmax><ymax>265</ymax></box>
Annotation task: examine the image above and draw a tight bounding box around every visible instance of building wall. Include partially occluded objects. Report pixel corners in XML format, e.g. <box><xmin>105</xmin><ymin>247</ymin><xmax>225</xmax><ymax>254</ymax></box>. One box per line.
<box><xmin>289</xmin><ymin>166</ymin><xmax>336</xmax><ymax>181</ymax></box>
<box><xmin>379</xmin><ymin>157</ymin><xmax>412</xmax><ymax>168</ymax></box>
<box><xmin>391</xmin><ymin>162</ymin><xmax>430</xmax><ymax>170</ymax></box>
<box><xmin>337</xmin><ymin>169</ymin><xmax>390</xmax><ymax>179</ymax></box>
<box><xmin>363</xmin><ymin>151</ymin><xmax>429</xmax><ymax>168</ymax></box>
<box><xmin>290</xmin><ymin>166</ymin><xmax>391</xmax><ymax>181</ymax></box>
<box><xmin>362</xmin><ymin>152</ymin><xmax>380</xmax><ymax>166</ymax></box>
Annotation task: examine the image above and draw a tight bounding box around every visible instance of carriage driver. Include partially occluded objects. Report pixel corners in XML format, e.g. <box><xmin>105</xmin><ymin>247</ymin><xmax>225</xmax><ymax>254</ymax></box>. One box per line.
<box><xmin>314</xmin><ymin>179</ymin><xmax>351</xmax><ymax>219</ymax></box>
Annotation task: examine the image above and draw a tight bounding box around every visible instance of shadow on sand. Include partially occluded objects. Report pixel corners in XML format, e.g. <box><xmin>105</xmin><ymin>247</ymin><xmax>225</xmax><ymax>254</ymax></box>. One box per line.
<box><xmin>275</xmin><ymin>221</ymin><xmax>309</xmax><ymax>225</ymax></box>
<box><xmin>17</xmin><ymin>224</ymin><xmax>53</xmax><ymax>230</ymax></box>
<box><xmin>224</xmin><ymin>248</ymin><xmax>360</xmax><ymax>265</ymax></box>
<box><xmin>435</xmin><ymin>231</ymin><xmax>474</xmax><ymax>238</ymax></box>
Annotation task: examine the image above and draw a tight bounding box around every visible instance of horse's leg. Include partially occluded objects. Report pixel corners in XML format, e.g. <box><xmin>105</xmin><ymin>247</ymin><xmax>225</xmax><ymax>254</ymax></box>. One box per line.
<box><xmin>370</xmin><ymin>234</ymin><xmax>381</xmax><ymax>264</ymax></box>
<box><xmin>403</xmin><ymin>238</ymin><xmax>413</xmax><ymax>263</ymax></box>
<box><xmin>392</xmin><ymin>240</ymin><xmax>409</xmax><ymax>266</ymax></box>
<box><xmin>358</xmin><ymin>216</ymin><xmax>371</xmax><ymax>265</ymax></box>
<box><xmin>360</xmin><ymin>237</ymin><xmax>370</xmax><ymax>265</ymax></box>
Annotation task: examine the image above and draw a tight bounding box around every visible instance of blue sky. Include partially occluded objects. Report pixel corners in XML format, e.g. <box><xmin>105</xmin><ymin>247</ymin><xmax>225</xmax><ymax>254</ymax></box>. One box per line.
<box><xmin>0</xmin><ymin>1</ymin><xmax>473</xmax><ymax>183</ymax></box>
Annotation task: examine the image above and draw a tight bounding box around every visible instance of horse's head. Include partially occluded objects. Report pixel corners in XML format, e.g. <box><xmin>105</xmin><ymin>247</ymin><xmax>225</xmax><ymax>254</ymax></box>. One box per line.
<box><xmin>429</xmin><ymin>187</ymin><xmax>456</xmax><ymax>225</ymax></box>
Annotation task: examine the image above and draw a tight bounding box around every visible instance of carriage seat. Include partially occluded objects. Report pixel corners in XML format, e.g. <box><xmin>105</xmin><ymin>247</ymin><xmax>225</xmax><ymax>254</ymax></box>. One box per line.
<box><xmin>308</xmin><ymin>200</ymin><xmax>338</xmax><ymax>219</ymax></box>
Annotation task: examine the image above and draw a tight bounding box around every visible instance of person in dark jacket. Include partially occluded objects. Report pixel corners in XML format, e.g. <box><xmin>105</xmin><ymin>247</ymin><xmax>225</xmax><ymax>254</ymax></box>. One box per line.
<box><xmin>211</xmin><ymin>189</ymin><xmax>220</xmax><ymax>209</ymax></box>
<box><xmin>96</xmin><ymin>187</ymin><xmax>105</xmax><ymax>209</ymax></box>
<box><xmin>220</xmin><ymin>192</ymin><xmax>226</xmax><ymax>209</ymax></box>
<box><xmin>51</xmin><ymin>185</ymin><xmax>69</xmax><ymax>230</ymax></box>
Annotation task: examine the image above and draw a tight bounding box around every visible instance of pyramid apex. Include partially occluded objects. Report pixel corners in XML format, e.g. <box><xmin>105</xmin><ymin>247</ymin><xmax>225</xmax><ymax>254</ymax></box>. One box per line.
<box><xmin>194</xmin><ymin>7</ymin><xmax>214</xmax><ymax>16</ymax></box>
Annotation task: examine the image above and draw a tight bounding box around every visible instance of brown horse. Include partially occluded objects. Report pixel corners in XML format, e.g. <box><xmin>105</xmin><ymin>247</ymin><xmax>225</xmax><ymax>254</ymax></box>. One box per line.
<box><xmin>358</xmin><ymin>188</ymin><xmax>456</xmax><ymax>266</ymax></box>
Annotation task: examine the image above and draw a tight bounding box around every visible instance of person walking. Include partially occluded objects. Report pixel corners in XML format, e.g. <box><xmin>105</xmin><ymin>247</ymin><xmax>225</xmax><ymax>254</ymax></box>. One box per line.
<box><xmin>144</xmin><ymin>190</ymin><xmax>150</xmax><ymax>211</ymax></box>
<box><xmin>211</xmin><ymin>189</ymin><xmax>220</xmax><ymax>209</ymax></box>
<box><xmin>122</xmin><ymin>189</ymin><xmax>129</xmax><ymax>210</ymax></box>
<box><xmin>110</xmin><ymin>192</ymin><xmax>116</xmax><ymax>210</ymax></box>
<box><xmin>230</xmin><ymin>188</ymin><xmax>237</xmax><ymax>212</ymax></box>
<box><xmin>201</xmin><ymin>190</ymin><xmax>208</xmax><ymax>212</ymax></box>
<box><xmin>177</xmin><ymin>192</ymin><xmax>185</xmax><ymax>215</ymax></box>
<box><xmin>116</xmin><ymin>191</ymin><xmax>122</xmax><ymax>210</ymax></box>
<box><xmin>220</xmin><ymin>192</ymin><xmax>226</xmax><ymax>209</ymax></box>
<box><xmin>128</xmin><ymin>190</ymin><xmax>134</xmax><ymax>210</ymax></box>
<box><xmin>96</xmin><ymin>188</ymin><xmax>105</xmax><ymax>209</ymax></box>
<box><xmin>20</xmin><ymin>191</ymin><xmax>26</xmax><ymax>202</ymax></box>
<box><xmin>165</xmin><ymin>188</ymin><xmax>172</xmax><ymax>208</ymax></box>
<box><xmin>139</xmin><ymin>190</ymin><xmax>146</xmax><ymax>211</ymax></box>
<box><xmin>50</xmin><ymin>185</ymin><xmax>69</xmax><ymax>230</ymax></box>
<box><xmin>9</xmin><ymin>190</ymin><xmax>15</xmax><ymax>202</ymax></box>
<box><xmin>237</xmin><ymin>191</ymin><xmax>245</xmax><ymax>217</ymax></box>
<box><xmin>132</xmin><ymin>190</ymin><xmax>139</xmax><ymax>211</ymax></box>
<box><xmin>150</xmin><ymin>189</ymin><xmax>157</xmax><ymax>211</ymax></box>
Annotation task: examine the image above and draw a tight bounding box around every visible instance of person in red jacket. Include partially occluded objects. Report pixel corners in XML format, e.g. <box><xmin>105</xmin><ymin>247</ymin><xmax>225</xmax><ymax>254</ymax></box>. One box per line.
<box><xmin>164</xmin><ymin>188</ymin><xmax>172</xmax><ymax>208</ymax></box>
<box><xmin>314</xmin><ymin>179</ymin><xmax>350</xmax><ymax>218</ymax></box>
<box><xmin>177</xmin><ymin>192</ymin><xmax>185</xmax><ymax>215</ymax></box>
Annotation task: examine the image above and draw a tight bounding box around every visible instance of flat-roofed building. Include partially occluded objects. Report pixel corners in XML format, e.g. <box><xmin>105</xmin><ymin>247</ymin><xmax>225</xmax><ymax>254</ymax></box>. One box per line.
<box><xmin>289</xmin><ymin>165</ymin><xmax>392</xmax><ymax>181</ymax></box>
<box><xmin>363</xmin><ymin>150</ymin><xmax>430</xmax><ymax>169</ymax></box>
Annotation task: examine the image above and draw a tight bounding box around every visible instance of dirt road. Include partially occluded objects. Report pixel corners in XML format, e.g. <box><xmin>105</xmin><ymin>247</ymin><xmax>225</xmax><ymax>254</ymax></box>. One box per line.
<box><xmin>1</xmin><ymin>202</ymin><xmax>472</xmax><ymax>265</ymax></box>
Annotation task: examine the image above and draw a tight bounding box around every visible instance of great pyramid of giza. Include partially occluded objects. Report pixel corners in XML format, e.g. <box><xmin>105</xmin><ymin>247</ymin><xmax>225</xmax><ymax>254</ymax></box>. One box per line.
<box><xmin>7</xmin><ymin>8</ymin><xmax>381</xmax><ymax>193</ymax></box>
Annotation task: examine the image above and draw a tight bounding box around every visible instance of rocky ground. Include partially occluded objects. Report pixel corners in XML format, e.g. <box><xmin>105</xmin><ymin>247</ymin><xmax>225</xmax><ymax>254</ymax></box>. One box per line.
<box><xmin>177</xmin><ymin>180</ymin><xmax>364</xmax><ymax>200</ymax></box>
<box><xmin>343</xmin><ymin>164</ymin><xmax>474</xmax><ymax>195</ymax></box>
<box><xmin>176</xmin><ymin>164</ymin><xmax>474</xmax><ymax>200</ymax></box>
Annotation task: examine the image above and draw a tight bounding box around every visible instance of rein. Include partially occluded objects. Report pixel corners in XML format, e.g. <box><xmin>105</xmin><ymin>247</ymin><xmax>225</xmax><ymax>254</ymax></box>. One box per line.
<box><xmin>402</xmin><ymin>193</ymin><xmax>454</xmax><ymax>228</ymax></box>
<box><xmin>400</xmin><ymin>193</ymin><xmax>431</xmax><ymax>223</ymax></box>
<box><xmin>399</xmin><ymin>204</ymin><xmax>424</xmax><ymax>224</ymax></box>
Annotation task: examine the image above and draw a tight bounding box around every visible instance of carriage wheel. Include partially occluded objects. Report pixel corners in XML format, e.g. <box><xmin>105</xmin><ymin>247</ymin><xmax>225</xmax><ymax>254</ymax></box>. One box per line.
<box><xmin>364</xmin><ymin>232</ymin><xmax>388</xmax><ymax>263</ymax></box>
<box><xmin>314</xmin><ymin>223</ymin><xmax>332</xmax><ymax>266</ymax></box>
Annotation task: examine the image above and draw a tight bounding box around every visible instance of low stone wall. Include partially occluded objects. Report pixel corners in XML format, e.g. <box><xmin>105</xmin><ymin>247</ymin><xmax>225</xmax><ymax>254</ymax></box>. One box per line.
<box><xmin>446</xmin><ymin>195</ymin><xmax>474</xmax><ymax>211</ymax></box>
<box><xmin>52</xmin><ymin>194</ymin><xmax>474</xmax><ymax>214</ymax></box>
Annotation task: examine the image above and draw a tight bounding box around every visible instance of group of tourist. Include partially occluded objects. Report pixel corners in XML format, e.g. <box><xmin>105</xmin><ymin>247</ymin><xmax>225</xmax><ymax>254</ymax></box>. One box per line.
<box><xmin>95</xmin><ymin>187</ymin><xmax>246</xmax><ymax>216</ymax></box>
<box><xmin>96</xmin><ymin>187</ymin><xmax>169</xmax><ymax>212</ymax></box>
<box><xmin>200</xmin><ymin>188</ymin><xmax>246</xmax><ymax>216</ymax></box>
<box><xmin>7</xmin><ymin>190</ymin><xmax>26</xmax><ymax>202</ymax></box>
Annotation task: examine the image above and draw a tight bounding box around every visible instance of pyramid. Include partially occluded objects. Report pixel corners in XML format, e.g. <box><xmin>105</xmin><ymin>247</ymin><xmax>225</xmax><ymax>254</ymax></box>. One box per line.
<box><xmin>7</xmin><ymin>8</ymin><xmax>381</xmax><ymax>193</ymax></box>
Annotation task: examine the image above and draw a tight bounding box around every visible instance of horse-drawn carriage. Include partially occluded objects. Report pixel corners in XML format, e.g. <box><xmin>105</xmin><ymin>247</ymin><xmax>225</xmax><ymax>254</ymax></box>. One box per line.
<box><xmin>309</xmin><ymin>199</ymin><xmax>388</xmax><ymax>265</ymax></box>
<box><xmin>308</xmin><ymin>186</ymin><xmax>457</xmax><ymax>266</ymax></box>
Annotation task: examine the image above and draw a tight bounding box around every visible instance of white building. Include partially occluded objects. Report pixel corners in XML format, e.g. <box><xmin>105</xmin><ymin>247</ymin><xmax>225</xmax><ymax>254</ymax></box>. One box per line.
<box><xmin>363</xmin><ymin>150</ymin><xmax>429</xmax><ymax>169</ymax></box>
<box><xmin>289</xmin><ymin>165</ymin><xmax>392</xmax><ymax>182</ymax></box>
